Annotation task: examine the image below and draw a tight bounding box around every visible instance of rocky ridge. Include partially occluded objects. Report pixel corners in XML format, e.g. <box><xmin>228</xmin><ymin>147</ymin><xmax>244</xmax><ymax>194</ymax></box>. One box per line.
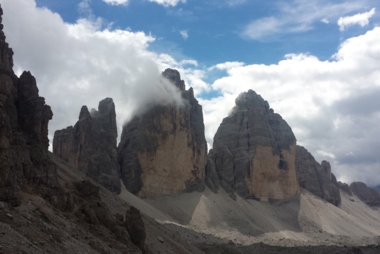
<box><xmin>118</xmin><ymin>69</ymin><xmax>207</xmax><ymax>198</ymax></box>
<box><xmin>295</xmin><ymin>146</ymin><xmax>341</xmax><ymax>206</ymax></box>
<box><xmin>206</xmin><ymin>90</ymin><xmax>300</xmax><ymax>201</ymax></box>
<box><xmin>350</xmin><ymin>181</ymin><xmax>380</xmax><ymax>207</ymax></box>
<box><xmin>53</xmin><ymin>98</ymin><xmax>121</xmax><ymax>193</ymax></box>
<box><xmin>0</xmin><ymin>6</ymin><xmax>57</xmax><ymax>206</ymax></box>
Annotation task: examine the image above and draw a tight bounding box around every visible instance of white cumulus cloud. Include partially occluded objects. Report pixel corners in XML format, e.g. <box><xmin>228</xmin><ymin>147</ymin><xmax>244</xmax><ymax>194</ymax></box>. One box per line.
<box><xmin>1</xmin><ymin>0</ymin><xmax>184</xmax><ymax>145</ymax></box>
<box><xmin>203</xmin><ymin>27</ymin><xmax>380</xmax><ymax>186</ymax></box>
<box><xmin>338</xmin><ymin>8</ymin><xmax>376</xmax><ymax>31</ymax></box>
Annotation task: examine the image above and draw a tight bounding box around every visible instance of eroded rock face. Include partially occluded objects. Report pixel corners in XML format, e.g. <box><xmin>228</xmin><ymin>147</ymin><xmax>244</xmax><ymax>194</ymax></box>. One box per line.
<box><xmin>126</xmin><ymin>206</ymin><xmax>146</xmax><ymax>252</ymax></box>
<box><xmin>295</xmin><ymin>146</ymin><xmax>341</xmax><ymax>206</ymax></box>
<box><xmin>53</xmin><ymin>98</ymin><xmax>121</xmax><ymax>193</ymax></box>
<box><xmin>0</xmin><ymin>7</ymin><xmax>57</xmax><ymax>206</ymax></box>
<box><xmin>206</xmin><ymin>90</ymin><xmax>299</xmax><ymax>201</ymax></box>
<box><xmin>350</xmin><ymin>182</ymin><xmax>380</xmax><ymax>207</ymax></box>
<box><xmin>118</xmin><ymin>69</ymin><xmax>207</xmax><ymax>198</ymax></box>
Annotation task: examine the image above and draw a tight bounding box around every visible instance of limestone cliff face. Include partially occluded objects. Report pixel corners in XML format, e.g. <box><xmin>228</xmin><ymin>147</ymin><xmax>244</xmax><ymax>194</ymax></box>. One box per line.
<box><xmin>0</xmin><ymin>7</ymin><xmax>57</xmax><ymax>205</ymax></box>
<box><xmin>118</xmin><ymin>69</ymin><xmax>207</xmax><ymax>198</ymax></box>
<box><xmin>53</xmin><ymin>98</ymin><xmax>121</xmax><ymax>193</ymax></box>
<box><xmin>295</xmin><ymin>146</ymin><xmax>341</xmax><ymax>206</ymax></box>
<box><xmin>206</xmin><ymin>90</ymin><xmax>299</xmax><ymax>201</ymax></box>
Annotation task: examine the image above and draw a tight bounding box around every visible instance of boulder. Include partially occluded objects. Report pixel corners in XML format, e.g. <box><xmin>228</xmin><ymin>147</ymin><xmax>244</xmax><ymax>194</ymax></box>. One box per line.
<box><xmin>207</xmin><ymin>90</ymin><xmax>299</xmax><ymax>201</ymax></box>
<box><xmin>53</xmin><ymin>98</ymin><xmax>121</xmax><ymax>193</ymax></box>
<box><xmin>118</xmin><ymin>69</ymin><xmax>207</xmax><ymax>198</ymax></box>
<box><xmin>126</xmin><ymin>206</ymin><xmax>146</xmax><ymax>252</ymax></box>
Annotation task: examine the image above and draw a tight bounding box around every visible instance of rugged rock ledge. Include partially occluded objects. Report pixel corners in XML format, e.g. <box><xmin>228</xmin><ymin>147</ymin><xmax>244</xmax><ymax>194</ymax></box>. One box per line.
<box><xmin>53</xmin><ymin>98</ymin><xmax>121</xmax><ymax>193</ymax></box>
<box><xmin>295</xmin><ymin>146</ymin><xmax>341</xmax><ymax>206</ymax></box>
<box><xmin>206</xmin><ymin>90</ymin><xmax>299</xmax><ymax>201</ymax></box>
<box><xmin>118</xmin><ymin>69</ymin><xmax>207</xmax><ymax>198</ymax></box>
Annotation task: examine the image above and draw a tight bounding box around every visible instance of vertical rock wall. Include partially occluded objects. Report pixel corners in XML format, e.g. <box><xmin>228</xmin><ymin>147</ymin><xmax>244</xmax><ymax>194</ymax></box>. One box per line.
<box><xmin>53</xmin><ymin>98</ymin><xmax>121</xmax><ymax>193</ymax></box>
<box><xmin>0</xmin><ymin>6</ymin><xmax>57</xmax><ymax>205</ymax></box>
<box><xmin>118</xmin><ymin>69</ymin><xmax>207</xmax><ymax>198</ymax></box>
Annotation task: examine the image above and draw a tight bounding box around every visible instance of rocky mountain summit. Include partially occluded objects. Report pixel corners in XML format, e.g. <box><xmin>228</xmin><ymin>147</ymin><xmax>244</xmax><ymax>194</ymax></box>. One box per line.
<box><xmin>53</xmin><ymin>98</ymin><xmax>121</xmax><ymax>193</ymax></box>
<box><xmin>206</xmin><ymin>90</ymin><xmax>300</xmax><ymax>201</ymax></box>
<box><xmin>118</xmin><ymin>69</ymin><xmax>207</xmax><ymax>198</ymax></box>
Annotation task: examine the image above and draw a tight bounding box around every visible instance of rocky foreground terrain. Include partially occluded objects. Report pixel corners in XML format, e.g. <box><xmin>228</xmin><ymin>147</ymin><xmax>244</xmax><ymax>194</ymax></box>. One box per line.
<box><xmin>0</xmin><ymin>3</ymin><xmax>380</xmax><ymax>253</ymax></box>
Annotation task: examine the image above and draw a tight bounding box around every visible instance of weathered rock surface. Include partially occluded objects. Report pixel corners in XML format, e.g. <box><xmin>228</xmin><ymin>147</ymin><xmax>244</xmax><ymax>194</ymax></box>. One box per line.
<box><xmin>338</xmin><ymin>181</ymin><xmax>353</xmax><ymax>196</ymax></box>
<box><xmin>295</xmin><ymin>146</ymin><xmax>341</xmax><ymax>206</ymax></box>
<box><xmin>350</xmin><ymin>182</ymin><xmax>380</xmax><ymax>207</ymax></box>
<box><xmin>206</xmin><ymin>90</ymin><xmax>299</xmax><ymax>201</ymax></box>
<box><xmin>53</xmin><ymin>98</ymin><xmax>121</xmax><ymax>193</ymax></box>
<box><xmin>126</xmin><ymin>206</ymin><xmax>146</xmax><ymax>252</ymax></box>
<box><xmin>0</xmin><ymin>7</ymin><xmax>57</xmax><ymax>206</ymax></box>
<box><xmin>204</xmin><ymin>149</ymin><xmax>220</xmax><ymax>194</ymax></box>
<box><xmin>118</xmin><ymin>69</ymin><xmax>207</xmax><ymax>198</ymax></box>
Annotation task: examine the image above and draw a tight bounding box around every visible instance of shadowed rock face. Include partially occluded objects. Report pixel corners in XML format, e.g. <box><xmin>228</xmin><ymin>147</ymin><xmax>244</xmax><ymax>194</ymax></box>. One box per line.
<box><xmin>0</xmin><ymin>7</ymin><xmax>57</xmax><ymax>206</ymax></box>
<box><xmin>295</xmin><ymin>146</ymin><xmax>341</xmax><ymax>206</ymax></box>
<box><xmin>53</xmin><ymin>98</ymin><xmax>121</xmax><ymax>193</ymax></box>
<box><xmin>350</xmin><ymin>182</ymin><xmax>380</xmax><ymax>207</ymax></box>
<box><xmin>118</xmin><ymin>69</ymin><xmax>207</xmax><ymax>198</ymax></box>
<box><xmin>206</xmin><ymin>90</ymin><xmax>299</xmax><ymax>201</ymax></box>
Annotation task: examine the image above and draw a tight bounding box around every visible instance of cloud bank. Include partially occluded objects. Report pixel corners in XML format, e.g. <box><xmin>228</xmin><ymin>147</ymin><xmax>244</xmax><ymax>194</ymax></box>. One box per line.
<box><xmin>1</xmin><ymin>0</ymin><xmax>184</xmax><ymax>144</ymax></box>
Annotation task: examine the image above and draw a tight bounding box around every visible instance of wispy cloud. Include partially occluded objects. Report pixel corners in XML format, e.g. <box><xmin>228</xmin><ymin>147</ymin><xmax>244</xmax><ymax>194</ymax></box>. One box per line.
<box><xmin>225</xmin><ymin>0</ymin><xmax>247</xmax><ymax>7</ymax></box>
<box><xmin>148</xmin><ymin>0</ymin><xmax>186</xmax><ymax>7</ymax></box>
<box><xmin>179</xmin><ymin>30</ymin><xmax>188</xmax><ymax>40</ymax></box>
<box><xmin>102</xmin><ymin>0</ymin><xmax>129</xmax><ymax>6</ymax></box>
<box><xmin>338</xmin><ymin>8</ymin><xmax>376</xmax><ymax>31</ymax></box>
<box><xmin>321</xmin><ymin>18</ymin><xmax>330</xmax><ymax>24</ymax></box>
<box><xmin>242</xmin><ymin>0</ymin><xmax>368</xmax><ymax>40</ymax></box>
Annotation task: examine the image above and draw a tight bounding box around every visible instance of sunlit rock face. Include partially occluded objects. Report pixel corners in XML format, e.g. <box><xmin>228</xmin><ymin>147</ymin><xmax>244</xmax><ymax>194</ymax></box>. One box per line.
<box><xmin>0</xmin><ymin>6</ymin><xmax>57</xmax><ymax>206</ymax></box>
<box><xmin>118</xmin><ymin>69</ymin><xmax>207</xmax><ymax>198</ymax></box>
<box><xmin>53</xmin><ymin>98</ymin><xmax>121</xmax><ymax>194</ymax></box>
<box><xmin>206</xmin><ymin>90</ymin><xmax>299</xmax><ymax>201</ymax></box>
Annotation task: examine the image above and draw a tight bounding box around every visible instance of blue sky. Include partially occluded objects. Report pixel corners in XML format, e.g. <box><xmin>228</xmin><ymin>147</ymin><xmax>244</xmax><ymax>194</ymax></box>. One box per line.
<box><xmin>1</xmin><ymin>0</ymin><xmax>380</xmax><ymax>187</ymax></box>
<box><xmin>34</xmin><ymin>0</ymin><xmax>378</xmax><ymax>68</ymax></box>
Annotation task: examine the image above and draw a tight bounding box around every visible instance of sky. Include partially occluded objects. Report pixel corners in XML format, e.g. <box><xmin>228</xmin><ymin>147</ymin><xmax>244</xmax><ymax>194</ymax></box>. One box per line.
<box><xmin>1</xmin><ymin>0</ymin><xmax>380</xmax><ymax>187</ymax></box>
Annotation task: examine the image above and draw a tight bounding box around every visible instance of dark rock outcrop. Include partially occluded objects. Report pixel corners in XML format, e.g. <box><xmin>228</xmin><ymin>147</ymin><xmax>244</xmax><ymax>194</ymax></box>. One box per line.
<box><xmin>205</xmin><ymin>149</ymin><xmax>220</xmax><ymax>193</ymax></box>
<box><xmin>0</xmin><ymin>7</ymin><xmax>57</xmax><ymax>206</ymax></box>
<box><xmin>350</xmin><ymin>182</ymin><xmax>380</xmax><ymax>207</ymax></box>
<box><xmin>295</xmin><ymin>146</ymin><xmax>341</xmax><ymax>206</ymax></box>
<box><xmin>53</xmin><ymin>98</ymin><xmax>121</xmax><ymax>193</ymax></box>
<box><xmin>206</xmin><ymin>90</ymin><xmax>299</xmax><ymax>201</ymax></box>
<box><xmin>118</xmin><ymin>69</ymin><xmax>207</xmax><ymax>198</ymax></box>
<box><xmin>338</xmin><ymin>181</ymin><xmax>353</xmax><ymax>196</ymax></box>
<box><xmin>126</xmin><ymin>206</ymin><xmax>146</xmax><ymax>252</ymax></box>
